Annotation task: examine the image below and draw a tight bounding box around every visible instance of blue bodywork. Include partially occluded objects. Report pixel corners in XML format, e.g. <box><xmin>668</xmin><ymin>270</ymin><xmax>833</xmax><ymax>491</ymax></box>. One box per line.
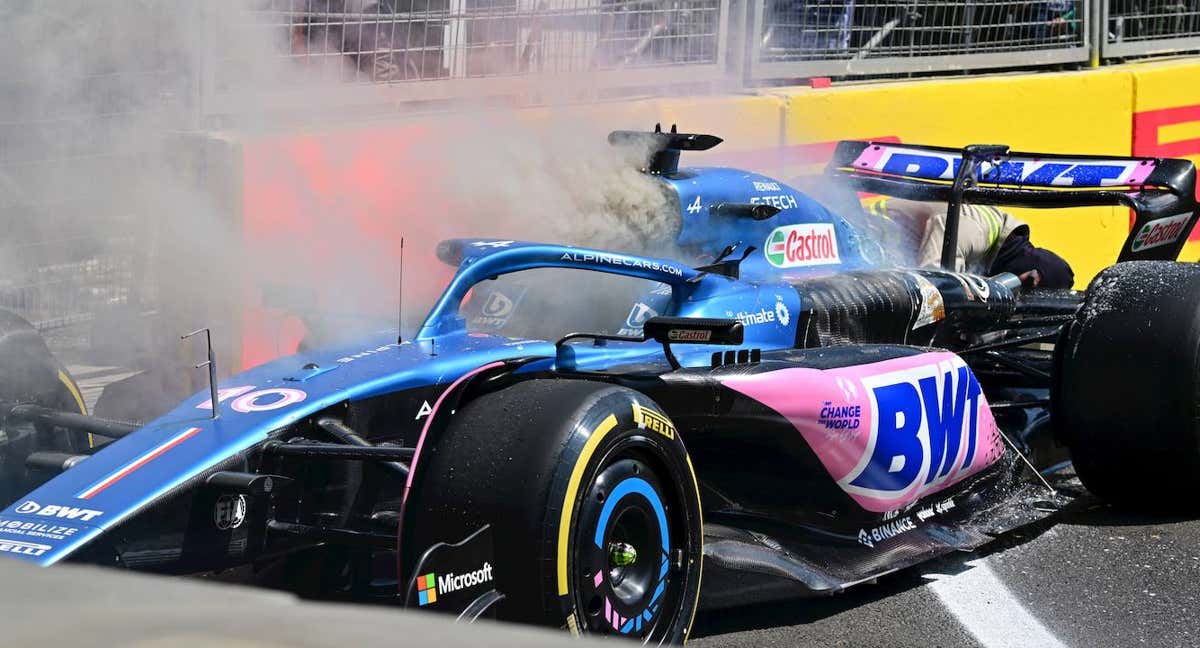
<box><xmin>1</xmin><ymin>248</ymin><xmax>810</xmax><ymax>566</ymax></box>
<box><xmin>664</xmin><ymin>167</ymin><xmax>874</xmax><ymax>279</ymax></box>
<box><xmin>0</xmin><ymin>163</ymin><xmax>870</xmax><ymax>567</ymax></box>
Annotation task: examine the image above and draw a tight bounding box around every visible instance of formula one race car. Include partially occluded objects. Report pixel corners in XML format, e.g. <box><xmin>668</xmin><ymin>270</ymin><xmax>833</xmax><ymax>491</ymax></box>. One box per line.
<box><xmin>1</xmin><ymin>130</ymin><xmax>1198</xmax><ymax>644</ymax></box>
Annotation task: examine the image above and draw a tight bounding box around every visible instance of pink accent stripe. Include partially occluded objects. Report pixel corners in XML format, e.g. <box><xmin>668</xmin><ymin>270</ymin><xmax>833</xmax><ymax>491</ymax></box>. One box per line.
<box><xmin>402</xmin><ymin>361</ymin><xmax>507</xmax><ymax>498</ymax></box>
<box><xmin>1125</xmin><ymin>160</ymin><xmax>1157</xmax><ymax>186</ymax></box>
<box><xmin>605</xmin><ymin>597</ymin><xmax>612</xmax><ymax>624</ymax></box>
<box><xmin>594</xmin><ymin>571</ymin><xmax>604</xmax><ymax>588</ymax></box>
<box><xmin>76</xmin><ymin>427</ymin><xmax>201</xmax><ymax>500</ymax></box>
<box><xmin>851</xmin><ymin>143</ymin><xmax>889</xmax><ymax>170</ymax></box>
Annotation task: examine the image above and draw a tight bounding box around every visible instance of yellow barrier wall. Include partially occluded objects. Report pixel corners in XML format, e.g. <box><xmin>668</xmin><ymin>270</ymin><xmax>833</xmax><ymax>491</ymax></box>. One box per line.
<box><xmin>771</xmin><ymin>70</ymin><xmax>1135</xmax><ymax>286</ymax></box>
<box><xmin>1129</xmin><ymin>59</ymin><xmax>1200</xmax><ymax>262</ymax></box>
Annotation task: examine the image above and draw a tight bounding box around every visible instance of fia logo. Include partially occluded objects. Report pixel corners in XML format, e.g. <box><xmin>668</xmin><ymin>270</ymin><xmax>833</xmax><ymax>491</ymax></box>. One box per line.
<box><xmin>213</xmin><ymin>494</ymin><xmax>247</xmax><ymax>531</ymax></box>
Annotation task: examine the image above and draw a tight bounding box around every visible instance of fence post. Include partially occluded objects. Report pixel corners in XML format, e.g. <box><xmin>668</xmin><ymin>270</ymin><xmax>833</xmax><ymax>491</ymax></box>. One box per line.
<box><xmin>725</xmin><ymin>0</ymin><xmax>748</xmax><ymax>89</ymax></box>
<box><xmin>1089</xmin><ymin>0</ymin><xmax>1103</xmax><ymax>66</ymax></box>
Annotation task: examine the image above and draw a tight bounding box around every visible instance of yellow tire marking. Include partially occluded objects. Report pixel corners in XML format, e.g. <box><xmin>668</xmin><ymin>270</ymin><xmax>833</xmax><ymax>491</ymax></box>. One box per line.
<box><xmin>57</xmin><ymin>370</ymin><xmax>91</xmax><ymax>448</ymax></box>
<box><xmin>555</xmin><ymin>403</ymin><xmax>704</xmax><ymax>643</ymax></box>
<box><xmin>682</xmin><ymin>452</ymin><xmax>703</xmax><ymax>644</ymax></box>
<box><xmin>58</xmin><ymin>370</ymin><xmax>86</xmax><ymax>415</ymax></box>
<box><xmin>556</xmin><ymin>413</ymin><xmax>618</xmax><ymax>596</ymax></box>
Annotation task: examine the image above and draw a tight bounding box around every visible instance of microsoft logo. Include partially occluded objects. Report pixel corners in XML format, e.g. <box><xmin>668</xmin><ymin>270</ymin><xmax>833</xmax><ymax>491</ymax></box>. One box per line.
<box><xmin>417</xmin><ymin>573</ymin><xmax>437</xmax><ymax>605</ymax></box>
<box><xmin>413</xmin><ymin>563</ymin><xmax>495</xmax><ymax>607</ymax></box>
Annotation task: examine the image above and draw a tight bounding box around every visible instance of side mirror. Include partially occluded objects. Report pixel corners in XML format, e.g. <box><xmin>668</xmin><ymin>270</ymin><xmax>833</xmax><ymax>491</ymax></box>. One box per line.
<box><xmin>643</xmin><ymin>317</ymin><xmax>743</xmax><ymax>368</ymax></box>
<box><xmin>643</xmin><ymin>316</ymin><xmax>743</xmax><ymax>345</ymax></box>
<box><xmin>554</xmin><ymin>317</ymin><xmax>743</xmax><ymax>371</ymax></box>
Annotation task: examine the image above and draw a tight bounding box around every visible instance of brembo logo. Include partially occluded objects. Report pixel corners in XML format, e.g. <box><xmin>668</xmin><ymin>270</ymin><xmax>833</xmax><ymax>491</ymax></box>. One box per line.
<box><xmin>1132</xmin><ymin>213</ymin><xmax>1191</xmax><ymax>252</ymax></box>
<box><xmin>765</xmin><ymin>224</ymin><xmax>840</xmax><ymax>268</ymax></box>
<box><xmin>15</xmin><ymin>500</ymin><xmax>103</xmax><ymax>522</ymax></box>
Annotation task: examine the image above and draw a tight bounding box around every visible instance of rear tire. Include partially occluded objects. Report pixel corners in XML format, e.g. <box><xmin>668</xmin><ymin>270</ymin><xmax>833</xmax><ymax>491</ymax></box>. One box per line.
<box><xmin>402</xmin><ymin>380</ymin><xmax>703</xmax><ymax>642</ymax></box>
<box><xmin>1056</xmin><ymin>261</ymin><xmax>1200</xmax><ymax>510</ymax></box>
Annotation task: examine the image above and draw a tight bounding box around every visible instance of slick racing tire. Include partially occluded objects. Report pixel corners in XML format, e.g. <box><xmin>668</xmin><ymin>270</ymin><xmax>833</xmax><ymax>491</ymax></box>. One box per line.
<box><xmin>1056</xmin><ymin>261</ymin><xmax>1200</xmax><ymax>510</ymax></box>
<box><xmin>402</xmin><ymin>380</ymin><xmax>703</xmax><ymax>643</ymax></box>
<box><xmin>0</xmin><ymin>308</ymin><xmax>88</xmax><ymax>506</ymax></box>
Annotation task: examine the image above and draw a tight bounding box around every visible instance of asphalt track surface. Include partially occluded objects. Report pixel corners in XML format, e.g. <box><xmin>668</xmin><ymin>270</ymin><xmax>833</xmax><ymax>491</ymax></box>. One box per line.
<box><xmin>692</xmin><ymin>483</ymin><xmax>1200</xmax><ymax>648</ymax></box>
<box><xmin>67</xmin><ymin>368</ymin><xmax>1200</xmax><ymax>648</ymax></box>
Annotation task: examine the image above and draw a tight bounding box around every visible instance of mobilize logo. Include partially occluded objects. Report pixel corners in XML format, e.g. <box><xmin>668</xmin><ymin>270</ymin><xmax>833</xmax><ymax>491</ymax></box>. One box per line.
<box><xmin>1131</xmin><ymin>212</ymin><xmax>1191</xmax><ymax>252</ymax></box>
<box><xmin>764</xmin><ymin>224</ymin><xmax>840</xmax><ymax>268</ymax></box>
<box><xmin>416</xmin><ymin>562</ymin><xmax>495</xmax><ymax>606</ymax></box>
<box><xmin>16</xmin><ymin>500</ymin><xmax>103</xmax><ymax>523</ymax></box>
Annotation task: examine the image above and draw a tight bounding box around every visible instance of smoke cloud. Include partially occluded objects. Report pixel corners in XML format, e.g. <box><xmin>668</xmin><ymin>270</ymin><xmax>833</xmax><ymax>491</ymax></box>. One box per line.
<box><xmin>0</xmin><ymin>1</ymin><xmax>694</xmax><ymax>373</ymax></box>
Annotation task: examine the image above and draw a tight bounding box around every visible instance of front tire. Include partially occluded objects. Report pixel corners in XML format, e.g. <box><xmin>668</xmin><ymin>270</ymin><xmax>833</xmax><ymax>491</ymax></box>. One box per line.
<box><xmin>402</xmin><ymin>380</ymin><xmax>703</xmax><ymax>642</ymax></box>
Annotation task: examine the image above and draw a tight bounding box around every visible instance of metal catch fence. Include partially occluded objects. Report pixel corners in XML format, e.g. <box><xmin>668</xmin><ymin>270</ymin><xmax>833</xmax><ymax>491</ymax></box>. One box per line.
<box><xmin>1103</xmin><ymin>1</ymin><xmax>1200</xmax><ymax>57</ymax></box>
<box><xmin>0</xmin><ymin>234</ymin><xmax>143</xmax><ymax>332</ymax></box>
<box><xmin>258</xmin><ymin>0</ymin><xmax>724</xmax><ymax>79</ymax></box>
<box><xmin>749</xmin><ymin>1</ymin><xmax>1090</xmax><ymax>80</ymax></box>
<box><xmin>201</xmin><ymin>0</ymin><xmax>728</xmax><ymax>112</ymax></box>
<box><xmin>10</xmin><ymin>0</ymin><xmax>1200</xmax><ymax>357</ymax></box>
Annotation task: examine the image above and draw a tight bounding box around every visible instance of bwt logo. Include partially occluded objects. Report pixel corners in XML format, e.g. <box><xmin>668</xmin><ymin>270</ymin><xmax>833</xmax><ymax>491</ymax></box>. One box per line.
<box><xmin>15</xmin><ymin>500</ymin><xmax>103</xmax><ymax>522</ymax></box>
<box><xmin>856</xmin><ymin>146</ymin><xmax>1155</xmax><ymax>188</ymax></box>
<box><xmin>841</xmin><ymin>358</ymin><xmax>985</xmax><ymax>502</ymax></box>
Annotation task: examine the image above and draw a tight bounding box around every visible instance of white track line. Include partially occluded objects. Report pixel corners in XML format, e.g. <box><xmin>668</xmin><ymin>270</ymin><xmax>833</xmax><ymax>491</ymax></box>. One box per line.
<box><xmin>925</xmin><ymin>559</ymin><xmax>1067</xmax><ymax>648</ymax></box>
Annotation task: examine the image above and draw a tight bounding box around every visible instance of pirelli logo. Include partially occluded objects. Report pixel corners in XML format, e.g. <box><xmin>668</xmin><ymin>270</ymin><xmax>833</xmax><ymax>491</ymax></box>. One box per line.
<box><xmin>633</xmin><ymin>402</ymin><xmax>675</xmax><ymax>440</ymax></box>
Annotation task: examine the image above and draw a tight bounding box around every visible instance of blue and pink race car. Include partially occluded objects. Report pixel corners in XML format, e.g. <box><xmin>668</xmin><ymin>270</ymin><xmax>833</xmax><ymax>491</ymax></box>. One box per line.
<box><xmin>0</xmin><ymin>129</ymin><xmax>1197</xmax><ymax>643</ymax></box>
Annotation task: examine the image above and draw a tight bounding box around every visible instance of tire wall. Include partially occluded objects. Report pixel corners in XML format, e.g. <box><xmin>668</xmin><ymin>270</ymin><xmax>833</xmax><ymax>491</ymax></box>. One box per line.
<box><xmin>186</xmin><ymin>59</ymin><xmax>1200</xmax><ymax>370</ymax></box>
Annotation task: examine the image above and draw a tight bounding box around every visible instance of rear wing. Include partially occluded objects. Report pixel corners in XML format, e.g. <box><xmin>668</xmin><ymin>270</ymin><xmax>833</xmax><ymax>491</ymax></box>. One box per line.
<box><xmin>826</xmin><ymin>141</ymin><xmax>1199</xmax><ymax>265</ymax></box>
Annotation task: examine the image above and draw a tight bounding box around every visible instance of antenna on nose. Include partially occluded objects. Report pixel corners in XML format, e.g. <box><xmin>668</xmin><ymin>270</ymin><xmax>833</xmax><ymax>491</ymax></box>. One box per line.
<box><xmin>182</xmin><ymin>328</ymin><xmax>219</xmax><ymax>419</ymax></box>
<box><xmin>397</xmin><ymin>237</ymin><xmax>405</xmax><ymax>344</ymax></box>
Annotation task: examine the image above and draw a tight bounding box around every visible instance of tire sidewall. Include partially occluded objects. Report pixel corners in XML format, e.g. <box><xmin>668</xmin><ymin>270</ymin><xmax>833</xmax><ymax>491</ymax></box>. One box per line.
<box><xmin>541</xmin><ymin>389</ymin><xmax>703</xmax><ymax>642</ymax></box>
<box><xmin>1059</xmin><ymin>262</ymin><xmax>1200</xmax><ymax>508</ymax></box>
<box><xmin>400</xmin><ymin>380</ymin><xmax>703</xmax><ymax>642</ymax></box>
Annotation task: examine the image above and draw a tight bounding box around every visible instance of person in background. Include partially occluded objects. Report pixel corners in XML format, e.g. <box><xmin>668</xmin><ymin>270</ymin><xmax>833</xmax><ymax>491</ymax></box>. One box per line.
<box><xmin>763</xmin><ymin>0</ymin><xmax>856</xmax><ymax>54</ymax></box>
<box><xmin>867</xmin><ymin>198</ymin><xmax>1075</xmax><ymax>289</ymax></box>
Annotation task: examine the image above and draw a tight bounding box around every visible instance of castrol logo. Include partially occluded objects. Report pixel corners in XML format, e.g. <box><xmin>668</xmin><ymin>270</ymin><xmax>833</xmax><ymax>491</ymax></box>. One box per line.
<box><xmin>765</xmin><ymin>223</ymin><xmax>841</xmax><ymax>268</ymax></box>
<box><xmin>1131</xmin><ymin>212</ymin><xmax>1191</xmax><ymax>252</ymax></box>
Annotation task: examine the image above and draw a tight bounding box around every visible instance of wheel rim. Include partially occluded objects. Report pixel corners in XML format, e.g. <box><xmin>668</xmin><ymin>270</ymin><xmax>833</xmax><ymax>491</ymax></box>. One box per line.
<box><xmin>573</xmin><ymin>439</ymin><xmax>687</xmax><ymax>641</ymax></box>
